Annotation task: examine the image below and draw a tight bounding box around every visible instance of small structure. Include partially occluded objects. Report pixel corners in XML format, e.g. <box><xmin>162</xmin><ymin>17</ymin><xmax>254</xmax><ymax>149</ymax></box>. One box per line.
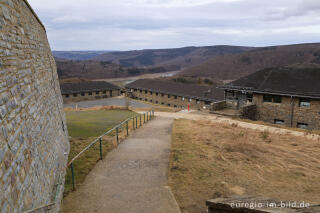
<box><xmin>221</xmin><ymin>67</ymin><xmax>320</xmax><ymax>130</ymax></box>
<box><xmin>126</xmin><ymin>79</ymin><xmax>224</xmax><ymax>110</ymax></box>
<box><xmin>60</xmin><ymin>81</ymin><xmax>121</xmax><ymax>103</ymax></box>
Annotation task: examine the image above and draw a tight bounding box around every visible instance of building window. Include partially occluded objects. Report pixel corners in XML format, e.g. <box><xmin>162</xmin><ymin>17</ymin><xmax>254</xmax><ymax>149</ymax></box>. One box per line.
<box><xmin>174</xmin><ymin>96</ymin><xmax>177</xmax><ymax>99</ymax></box>
<box><xmin>204</xmin><ymin>101</ymin><xmax>211</xmax><ymax>105</ymax></box>
<box><xmin>73</xmin><ymin>93</ymin><xmax>78</xmax><ymax>97</ymax></box>
<box><xmin>150</xmin><ymin>91</ymin><xmax>153</xmax><ymax>95</ymax></box>
<box><xmin>168</xmin><ymin>94</ymin><xmax>171</xmax><ymax>98</ymax></box>
<box><xmin>156</xmin><ymin>101</ymin><xmax>158</xmax><ymax>104</ymax></box>
<box><xmin>156</xmin><ymin>93</ymin><xmax>159</xmax><ymax>96</ymax></box>
<box><xmin>66</xmin><ymin>94</ymin><xmax>69</xmax><ymax>98</ymax></box>
<box><xmin>140</xmin><ymin>98</ymin><xmax>142</xmax><ymax>100</ymax></box>
<box><xmin>167</xmin><ymin>103</ymin><xmax>171</xmax><ymax>106</ymax></box>
<box><xmin>96</xmin><ymin>91</ymin><xmax>99</xmax><ymax>95</ymax></box>
<box><xmin>89</xmin><ymin>92</ymin><xmax>92</xmax><ymax>95</ymax></box>
<box><xmin>188</xmin><ymin>98</ymin><xmax>192</xmax><ymax>102</ymax></box>
<box><xmin>140</xmin><ymin>90</ymin><xmax>142</xmax><ymax>93</ymax></box>
<box><xmin>103</xmin><ymin>91</ymin><xmax>106</xmax><ymax>94</ymax></box>
<box><xmin>181</xmin><ymin>97</ymin><xmax>185</xmax><ymax>101</ymax></box>
<box><xmin>145</xmin><ymin>99</ymin><xmax>148</xmax><ymax>101</ymax></box>
<box><xmin>110</xmin><ymin>91</ymin><xmax>113</xmax><ymax>96</ymax></box>
<box><xmin>161</xmin><ymin>102</ymin><xmax>164</xmax><ymax>105</ymax></box>
<box><xmin>299</xmin><ymin>98</ymin><xmax>310</xmax><ymax>108</ymax></box>
<box><xmin>196</xmin><ymin>99</ymin><xmax>200</xmax><ymax>104</ymax></box>
<box><xmin>145</xmin><ymin>90</ymin><xmax>148</xmax><ymax>94</ymax></box>
<box><xmin>297</xmin><ymin>122</ymin><xmax>308</xmax><ymax>129</ymax></box>
<box><xmin>247</xmin><ymin>94</ymin><xmax>253</xmax><ymax>102</ymax></box>
<box><xmin>161</xmin><ymin>93</ymin><xmax>164</xmax><ymax>97</ymax></box>
<box><xmin>263</xmin><ymin>94</ymin><xmax>273</xmax><ymax>102</ymax></box>
<box><xmin>149</xmin><ymin>100</ymin><xmax>153</xmax><ymax>103</ymax></box>
<box><xmin>134</xmin><ymin>89</ymin><xmax>137</xmax><ymax>92</ymax></box>
<box><xmin>174</xmin><ymin>105</ymin><xmax>177</xmax><ymax>108</ymax></box>
<box><xmin>274</xmin><ymin>119</ymin><xmax>285</xmax><ymax>125</ymax></box>
<box><xmin>263</xmin><ymin>94</ymin><xmax>282</xmax><ymax>103</ymax></box>
<box><xmin>81</xmin><ymin>93</ymin><xmax>85</xmax><ymax>96</ymax></box>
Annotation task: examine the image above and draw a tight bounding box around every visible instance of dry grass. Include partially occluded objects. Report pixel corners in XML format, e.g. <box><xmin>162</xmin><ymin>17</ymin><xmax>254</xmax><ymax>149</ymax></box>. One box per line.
<box><xmin>169</xmin><ymin>119</ymin><xmax>320</xmax><ymax>213</ymax></box>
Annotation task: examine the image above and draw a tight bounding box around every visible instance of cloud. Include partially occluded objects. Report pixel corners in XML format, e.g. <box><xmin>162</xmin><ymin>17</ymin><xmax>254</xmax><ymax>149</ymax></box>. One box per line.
<box><xmin>27</xmin><ymin>0</ymin><xmax>320</xmax><ymax>50</ymax></box>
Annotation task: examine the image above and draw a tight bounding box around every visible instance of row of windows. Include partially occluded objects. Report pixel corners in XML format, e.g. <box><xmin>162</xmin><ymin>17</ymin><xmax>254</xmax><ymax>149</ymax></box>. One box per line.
<box><xmin>263</xmin><ymin>95</ymin><xmax>311</xmax><ymax>107</ymax></box>
<box><xmin>274</xmin><ymin>119</ymin><xmax>309</xmax><ymax>129</ymax></box>
<box><xmin>136</xmin><ymin>97</ymin><xmax>211</xmax><ymax>106</ymax></box>
<box><xmin>132</xmin><ymin>89</ymin><xmax>198</xmax><ymax>102</ymax></box>
<box><xmin>65</xmin><ymin>90</ymin><xmax>113</xmax><ymax>98</ymax></box>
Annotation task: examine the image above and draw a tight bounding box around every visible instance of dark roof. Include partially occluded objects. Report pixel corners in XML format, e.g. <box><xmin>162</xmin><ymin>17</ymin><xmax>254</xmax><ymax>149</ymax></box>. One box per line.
<box><xmin>126</xmin><ymin>79</ymin><xmax>224</xmax><ymax>102</ymax></box>
<box><xmin>60</xmin><ymin>81</ymin><xmax>120</xmax><ymax>94</ymax></box>
<box><xmin>222</xmin><ymin>67</ymin><xmax>320</xmax><ymax>98</ymax></box>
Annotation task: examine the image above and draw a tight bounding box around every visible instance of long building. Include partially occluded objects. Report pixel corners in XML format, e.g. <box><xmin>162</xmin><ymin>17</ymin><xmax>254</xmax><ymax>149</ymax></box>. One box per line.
<box><xmin>126</xmin><ymin>79</ymin><xmax>224</xmax><ymax>110</ymax></box>
<box><xmin>221</xmin><ymin>67</ymin><xmax>320</xmax><ymax>130</ymax></box>
<box><xmin>60</xmin><ymin>81</ymin><xmax>121</xmax><ymax>103</ymax></box>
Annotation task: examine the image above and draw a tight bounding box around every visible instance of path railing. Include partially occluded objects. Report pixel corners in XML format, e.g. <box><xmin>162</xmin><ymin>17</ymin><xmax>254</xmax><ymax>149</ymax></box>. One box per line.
<box><xmin>67</xmin><ymin>110</ymin><xmax>154</xmax><ymax>191</ymax></box>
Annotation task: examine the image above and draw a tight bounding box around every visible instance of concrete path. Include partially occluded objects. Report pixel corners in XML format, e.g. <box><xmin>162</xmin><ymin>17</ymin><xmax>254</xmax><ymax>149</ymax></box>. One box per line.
<box><xmin>62</xmin><ymin>117</ymin><xmax>181</xmax><ymax>213</ymax></box>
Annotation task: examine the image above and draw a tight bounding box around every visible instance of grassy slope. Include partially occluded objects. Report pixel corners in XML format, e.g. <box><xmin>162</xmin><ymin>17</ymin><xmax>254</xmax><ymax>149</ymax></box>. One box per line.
<box><xmin>64</xmin><ymin>109</ymin><xmax>139</xmax><ymax>195</ymax></box>
<box><xmin>169</xmin><ymin>119</ymin><xmax>320</xmax><ymax>213</ymax></box>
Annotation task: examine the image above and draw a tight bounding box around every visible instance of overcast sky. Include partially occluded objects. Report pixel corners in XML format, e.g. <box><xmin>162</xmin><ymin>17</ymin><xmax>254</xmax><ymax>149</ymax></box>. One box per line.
<box><xmin>28</xmin><ymin>0</ymin><xmax>320</xmax><ymax>51</ymax></box>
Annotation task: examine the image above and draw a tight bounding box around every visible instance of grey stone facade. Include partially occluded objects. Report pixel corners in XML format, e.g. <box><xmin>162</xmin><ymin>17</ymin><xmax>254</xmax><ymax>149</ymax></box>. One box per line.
<box><xmin>0</xmin><ymin>0</ymin><xmax>69</xmax><ymax>212</ymax></box>
<box><xmin>253</xmin><ymin>94</ymin><xmax>320</xmax><ymax>130</ymax></box>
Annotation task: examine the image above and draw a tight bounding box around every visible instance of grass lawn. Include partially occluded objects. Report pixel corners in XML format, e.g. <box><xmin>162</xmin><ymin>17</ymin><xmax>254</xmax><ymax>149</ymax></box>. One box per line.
<box><xmin>169</xmin><ymin>119</ymin><xmax>320</xmax><ymax>213</ymax></box>
<box><xmin>66</xmin><ymin>109</ymin><xmax>138</xmax><ymax>137</ymax></box>
<box><xmin>64</xmin><ymin>109</ymin><xmax>140</xmax><ymax>196</ymax></box>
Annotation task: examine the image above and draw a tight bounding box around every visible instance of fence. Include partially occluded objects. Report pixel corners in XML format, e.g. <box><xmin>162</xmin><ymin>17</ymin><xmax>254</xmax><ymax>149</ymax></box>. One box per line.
<box><xmin>67</xmin><ymin>110</ymin><xmax>154</xmax><ymax>191</ymax></box>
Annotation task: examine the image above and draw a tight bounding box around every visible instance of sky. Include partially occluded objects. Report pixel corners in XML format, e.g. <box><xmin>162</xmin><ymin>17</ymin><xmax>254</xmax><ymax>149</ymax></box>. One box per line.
<box><xmin>28</xmin><ymin>0</ymin><xmax>320</xmax><ymax>51</ymax></box>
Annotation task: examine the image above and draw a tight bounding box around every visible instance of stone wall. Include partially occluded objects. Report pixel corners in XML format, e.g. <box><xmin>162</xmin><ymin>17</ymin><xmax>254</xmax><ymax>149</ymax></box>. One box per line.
<box><xmin>62</xmin><ymin>89</ymin><xmax>121</xmax><ymax>103</ymax></box>
<box><xmin>128</xmin><ymin>89</ymin><xmax>213</xmax><ymax>110</ymax></box>
<box><xmin>0</xmin><ymin>0</ymin><xmax>69</xmax><ymax>212</ymax></box>
<box><xmin>254</xmin><ymin>94</ymin><xmax>320</xmax><ymax>130</ymax></box>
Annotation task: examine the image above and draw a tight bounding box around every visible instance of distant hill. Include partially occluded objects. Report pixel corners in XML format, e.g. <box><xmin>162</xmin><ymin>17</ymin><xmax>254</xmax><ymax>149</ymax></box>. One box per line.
<box><xmin>180</xmin><ymin>43</ymin><xmax>320</xmax><ymax>80</ymax></box>
<box><xmin>55</xmin><ymin>58</ymin><xmax>174</xmax><ymax>80</ymax></box>
<box><xmin>93</xmin><ymin>45</ymin><xmax>254</xmax><ymax>69</ymax></box>
<box><xmin>53</xmin><ymin>51</ymin><xmax>113</xmax><ymax>60</ymax></box>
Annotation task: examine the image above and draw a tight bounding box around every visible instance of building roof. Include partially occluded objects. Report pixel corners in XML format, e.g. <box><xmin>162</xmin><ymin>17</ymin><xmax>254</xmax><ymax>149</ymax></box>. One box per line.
<box><xmin>60</xmin><ymin>81</ymin><xmax>120</xmax><ymax>94</ymax></box>
<box><xmin>222</xmin><ymin>67</ymin><xmax>320</xmax><ymax>98</ymax></box>
<box><xmin>126</xmin><ymin>79</ymin><xmax>224</xmax><ymax>102</ymax></box>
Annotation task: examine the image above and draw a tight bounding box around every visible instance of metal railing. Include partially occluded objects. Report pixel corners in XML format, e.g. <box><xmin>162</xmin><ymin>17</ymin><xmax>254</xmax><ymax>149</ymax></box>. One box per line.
<box><xmin>67</xmin><ymin>110</ymin><xmax>154</xmax><ymax>191</ymax></box>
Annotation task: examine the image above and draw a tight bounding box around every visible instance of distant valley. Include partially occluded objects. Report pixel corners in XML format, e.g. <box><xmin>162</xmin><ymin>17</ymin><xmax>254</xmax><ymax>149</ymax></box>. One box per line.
<box><xmin>55</xmin><ymin>43</ymin><xmax>320</xmax><ymax>83</ymax></box>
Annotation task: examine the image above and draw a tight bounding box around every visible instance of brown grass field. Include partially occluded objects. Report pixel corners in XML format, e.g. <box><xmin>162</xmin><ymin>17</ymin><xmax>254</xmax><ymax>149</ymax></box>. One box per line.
<box><xmin>169</xmin><ymin>119</ymin><xmax>320</xmax><ymax>213</ymax></box>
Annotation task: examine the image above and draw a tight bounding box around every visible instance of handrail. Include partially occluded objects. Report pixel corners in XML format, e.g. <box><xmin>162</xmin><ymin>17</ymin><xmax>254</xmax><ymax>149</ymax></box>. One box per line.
<box><xmin>67</xmin><ymin>117</ymin><xmax>131</xmax><ymax>167</ymax></box>
<box><xmin>23</xmin><ymin>110</ymin><xmax>154</xmax><ymax>213</ymax></box>
<box><xmin>68</xmin><ymin>110</ymin><xmax>154</xmax><ymax>191</ymax></box>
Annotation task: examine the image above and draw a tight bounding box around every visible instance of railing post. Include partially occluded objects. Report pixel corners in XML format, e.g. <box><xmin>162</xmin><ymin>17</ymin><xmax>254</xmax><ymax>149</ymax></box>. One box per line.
<box><xmin>71</xmin><ymin>163</ymin><xmax>75</xmax><ymax>191</ymax></box>
<box><xmin>147</xmin><ymin>112</ymin><xmax>149</xmax><ymax>121</ymax></box>
<box><xmin>126</xmin><ymin>121</ymin><xmax>129</xmax><ymax>136</ymax></box>
<box><xmin>140</xmin><ymin>115</ymin><xmax>141</xmax><ymax>126</ymax></box>
<box><xmin>99</xmin><ymin>137</ymin><xmax>103</xmax><ymax>160</ymax></box>
<box><xmin>136</xmin><ymin>116</ymin><xmax>138</xmax><ymax>128</ymax></box>
<box><xmin>144</xmin><ymin>113</ymin><xmax>145</xmax><ymax>123</ymax></box>
<box><xmin>116</xmin><ymin>127</ymin><xmax>119</xmax><ymax>145</ymax></box>
<box><xmin>132</xmin><ymin>117</ymin><xmax>135</xmax><ymax>129</ymax></box>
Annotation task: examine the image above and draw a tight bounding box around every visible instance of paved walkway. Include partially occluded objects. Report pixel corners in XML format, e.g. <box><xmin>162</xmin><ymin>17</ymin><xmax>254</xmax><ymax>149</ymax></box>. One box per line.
<box><xmin>62</xmin><ymin>117</ymin><xmax>181</xmax><ymax>213</ymax></box>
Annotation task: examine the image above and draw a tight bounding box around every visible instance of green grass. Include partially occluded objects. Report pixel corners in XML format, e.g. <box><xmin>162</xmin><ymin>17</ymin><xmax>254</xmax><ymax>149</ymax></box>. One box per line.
<box><xmin>64</xmin><ymin>109</ymin><xmax>140</xmax><ymax>196</ymax></box>
<box><xmin>66</xmin><ymin>109</ymin><xmax>138</xmax><ymax>137</ymax></box>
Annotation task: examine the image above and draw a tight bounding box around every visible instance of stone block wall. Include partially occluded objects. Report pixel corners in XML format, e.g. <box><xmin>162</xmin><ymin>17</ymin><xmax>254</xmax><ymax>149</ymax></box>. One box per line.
<box><xmin>62</xmin><ymin>89</ymin><xmax>121</xmax><ymax>103</ymax></box>
<box><xmin>254</xmin><ymin>94</ymin><xmax>320</xmax><ymax>130</ymax></box>
<box><xmin>128</xmin><ymin>89</ymin><xmax>213</xmax><ymax>110</ymax></box>
<box><xmin>0</xmin><ymin>0</ymin><xmax>69</xmax><ymax>212</ymax></box>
